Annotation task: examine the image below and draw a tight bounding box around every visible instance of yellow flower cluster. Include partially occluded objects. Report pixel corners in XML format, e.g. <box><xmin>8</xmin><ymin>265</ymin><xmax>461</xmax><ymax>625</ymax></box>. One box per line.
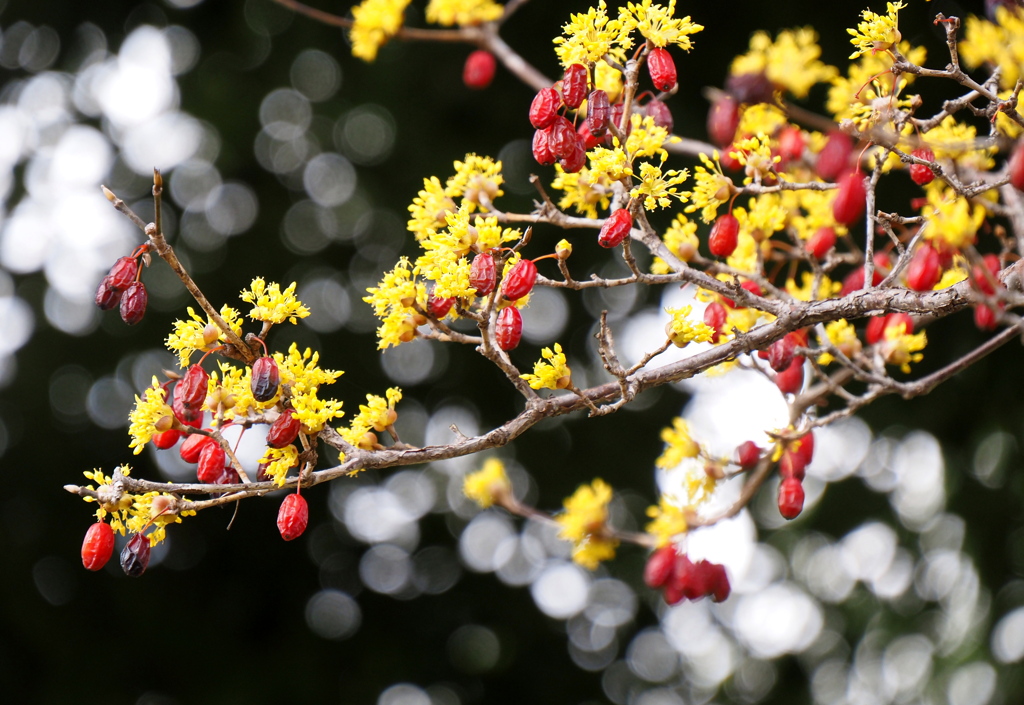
<box><xmin>128</xmin><ymin>378</ymin><xmax>173</xmax><ymax>455</ymax></box>
<box><xmin>921</xmin><ymin>186</ymin><xmax>986</xmax><ymax>251</ymax></box>
<box><xmin>521</xmin><ymin>343</ymin><xmax>572</xmax><ymax>390</ymax></box>
<box><xmin>651</xmin><ymin>213</ymin><xmax>699</xmax><ymax>273</ymax></box>
<box><xmin>960</xmin><ymin>6</ymin><xmax>1024</xmax><ymax>90</ymax></box>
<box><xmin>349</xmin><ymin>0</ymin><xmax>412</xmax><ymax>62</ymax></box>
<box><xmin>645</xmin><ymin>497</ymin><xmax>689</xmax><ymax>548</ymax></box>
<box><xmin>165</xmin><ymin>305</ymin><xmax>244</xmax><ymax>368</ymax></box>
<box><xmin>848</xmin><ymin>1</ymin><xmax>905</xmax><ymax>59</ymax></box>
<box><xmin>338</xmin><ymin>388</ymin><xmax>402</xmax><ymax>450</ymax></box>
<box><xmin>655</xmin><ymin>417</ymin><xmax>700</xmax><ymax>469</ymax></box>
<box><xmin>664</xmin><ymin>306</ymin><xmax>714</xmax><ymax>348</ymax></box>
<box><xmin>817</xmin><ymin>319</ymin><xmax>862</xmax><ymax>365</ymax></box>
<box><xmin>684</xmin><ymin>152</ymin><xmax>734</xmax><ymax>223</ymax></box>
<box><xmin>80</xmin><ymin>467</ymin><xmax>194</xmax><ymax>546</ymax></box>
<box><xmin>240</xmin><ymin>278</ymin><xmax>311</xmax><ymax>326</ymax></box>
<box><xmin>730</xmin><ymin>27</ymin><xmax>837</xmax><ymax>99</ymax></box>
<box><xmin>880</xmin><ymin>319</ymin><xmax>927</xmax><ymax>374</ymax></box>
<box><xmin>556</xmin><ymin>479</ymin><xmax>618</xmax><ymax>570</ymax></box>
<box><xmin>551</xmin><ymin>164</ymin><xmax>613</xmax><ymax>220</ymax></box>
<box><xmin>258</xmin><ymin>444</ymin><xmax>300</xmax><ymax>487</ymax></box>
<box><xmin>463</xmin><ymin>458</ymin><xmax>512</xmax><ymax>508</ymax></box>
<box><xmin>425</xmin><ymin>0</ymin><xmax>503</xmax><ymax>27</ymax></box>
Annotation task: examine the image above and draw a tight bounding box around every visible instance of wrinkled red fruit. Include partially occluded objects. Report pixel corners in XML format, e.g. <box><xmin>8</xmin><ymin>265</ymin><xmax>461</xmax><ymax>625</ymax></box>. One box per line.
<box><xmin>779</xmin><ymin>450</ymin><xmax>807</xmax><ymax>481</ymax></box>
<box><xmin>180</xmin><ymin>432</ymin><xmax>214</xmax><ymax>464</ymax></box>
<box><xmin>120</xmin><ymin>532</ymin><xmax>151</xmax><ymax>577</ymax></box>
<box><xmin>548</xmin><ymin>116</ymin><xmax>578</xmax><ymax>159</ymax></box>
<box><xmin>735</xmin><ymin>441</ymin><xmax>761</xmax><ymax>468</ymax></box>
<box><xmin>647</xmin><ymin>48</ymin><xmax>677</xmax><ymax>92</ymax></box>
<box><xmin>909</xmin><ymin>148</ymin><xmax>935</xmax><ymax>185</ymax></box>
<box><xmin>529</xmin><ymin>87</ymin><xmax>561</xmax><ymax>129</ymax></box>
<box><xmin>251</xmin><ymin>356</ymin><xmax>280</xmax><ymax>403</ymax></box>
<box><xmin>463</xmin><ymin>50</ymin><xmax>496</xmax><ymax>90</ymax></box>
<box><xmin>774</xmin><ymin>356</ymin><xmax>805</xmax><ymax>395</ymax></box>
<box><xmin>278</xmin><ymin>493</ymin><xmax>309</xmax><ymax>541</ymax></box>
<box><xmin>502</xmin><ymin>259</ymin><xmax>537</xmax><ymax>301</ymax></box>
<box><xmin>587</xmin><ymin>89</ymin><xmax>610</xmax><ymax>136</ymax></box>
<box><xmin>1010</xmin><ymin>140</ymin><xmax>1024</xmax><ymax>191</ymax></box>
<box><xmin>81</xmin><ymin>522</ymin><xmax>115</xmax><ymax>571</ymax></box>
<box><xmin>561</xmin><ymin>63</ymin><xmax>588</xmax><ymax>109</ymax></box>
<box><xmin>778</xmin><ymin>477</ymin><xmax>805</xmax><ymax>520</ymax></box>
<box><xmin>107</xmin><ymin>256</ymin><xmax>139</xmax><ymax>291</ymax></box>
<box><xmin>470</xmin><ymin>253</ymin><xmax>497</xmax><ymax>296</ymax></box>
<box><xmin>906</xmin><ymin>243</ymin><xmax>941</xmax><ymax>291</ymax></box>
<box><xmin>707</xmin><ymin>95</ymin><xmax>740</xmax><ymax>147</ymax></box>
<box><xmin>578</xmin><ymin>120</ymin><xmax>601</xmax><ymax>150</ymax></box>
<box><xmin>663</xmin><ymin>555</ymin><xmax>730</xmax><ymax>604</ymax></box>
<box><xmin>832</xmin><ymin>170</ymin><xmax>866</xmax><ymax>226</ymax></box>
<box><xmin>267</xmin><ymin>408</ymin><xmax>302</xmax><ymax>449</ymax></box>
<box><xmin>94</xmin><ymin>275</ymin><xmax>122</xmax><ymax>310</ymax></box>
<box><xmin>197</xmin><ymin>442</ymin><xmax>227</xmax><ymax>484</ymax></box>
<box><xmin>179</xmin><ymin>363</ymin><xmax>210</xmax><ymax>412</ymax></box>
<box><xmin>768</xmin><ymin>334</ymin><xmax>797</xmax><ymax>372</ymax></box>
<box><xmin>558</xmin><ymin>136</ymin><xmax>587</xmax><ymax>173</ymax></box>
<box><xmin>532</xmin><ymin>128</ymin><xmax>555</xmax><ymax>166</ymax></box>
<box><xmin>645</xmin><ymin>99</ymin><xmax>673</xmax><ymax>132</ymax></box>
<box><xmin>495</xmin><ymin>305</ymin><xmax>523</xmax><ymax>351</ymax></box>
<box><xmin>644</xmin><ymin>545</ymin><xmax>677</xmax><ymax>588</ymax></box>
<box><xmin>119</xmin><ymin>281</ymin><xmax>147</xmax><ymax>325</ymax></box>
<box><xmin>816</xmin><ymin>130</ymin><xmax>853</xmax><ymax>181</ymax></box>
<box><xmin>806</xmin><ymin>227</ymin><xmax>837</xmax><ymax>259</ymax></box>
<box><xmin>703</xmin><ymin>302</ymin><xmax>727</xmax><ymax>343</ymax></box>
<box><xmin>152</xmin><ymin>429</ymin><xmax>182</xmax><ymax>450</ymax></box>
<box><xmin>708</xmin><ymin>213</ymin><xmax>739</xmax><ymax>257</ymax></box>
<box><xmin>598</xmin><ymin>209</ymin><xmax>633</xmax><ymax>248</ymax></box>
<box><xmin>428</xmin><ymin>294</ymin><xmax>455</xmax><ymax>318</ymax></box>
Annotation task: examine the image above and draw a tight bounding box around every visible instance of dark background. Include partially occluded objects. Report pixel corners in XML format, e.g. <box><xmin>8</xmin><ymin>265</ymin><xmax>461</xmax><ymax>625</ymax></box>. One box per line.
<box><xmin>2</xmin><ymin>1</ymin><xmax>1023</xmax><ymax>704</ymax></box>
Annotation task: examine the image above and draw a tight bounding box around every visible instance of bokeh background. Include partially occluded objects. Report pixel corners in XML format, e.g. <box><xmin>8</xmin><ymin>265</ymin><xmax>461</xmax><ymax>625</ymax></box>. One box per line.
<box><xmin>2</xmin><ymin>0</ymin><xmax>1024</xmax><ymax>704</ymax></box>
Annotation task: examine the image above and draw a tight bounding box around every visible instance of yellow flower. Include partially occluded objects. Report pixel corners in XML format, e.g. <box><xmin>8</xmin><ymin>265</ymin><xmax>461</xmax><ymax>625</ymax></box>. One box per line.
<box><xmin>652</xmin><ymin>213</ymin><xmax>698</xmax><ymax>273</ymax></box>
<box><xmin>848</xmin><ymin>1</ymin><xmax>906</xmax><ymax>60</ymax></box>
<box><xmin>240</xmin><ymin>279</ymin><xmax>311</xmax><ymax>325</ymax></box>
<box><xmin>726</xmin><ymin>232</ymin><xmax>760</xmax><ymax>274</ymax></box>
<box><xmin>165</xmin><ymin>305</ymin><xmax>244</xmax><ymax>368</ymax></box>
<box><xmin>364</xmin><ymin>258</ymin><xmax>428</xmax><ymax>349</ymax></box>
<box><xmin>684</xmin><ymin>151</ymin><xmax>735</xmax><ymax>223</ymax></box>
<box><xmin>630</xmin><ymin>162</ymin><xmax>689</xmax><ymax>210</ymax></box>
<box><xmin>447</xmin><ymin>154</ymin><xmax>504</xmax><ymax>211</ymax></box>
<box><xmin>81</xmin><ymin>466</ymin><xmax>134</xmax><ymax>530</ymax></box>
<box><xmin>734</xmin><ymin>193</ymin><xmax>786</xmax><ymax>242</ymax></box>
<box><xmin>618</xmin><ymin>0</ymin><xmax>704</xmax><ymax>50</ymax></box>
<box><xmin>921</xmin><ymin>115</ymin><xmax>995</xmax><ymax>170</ymax></box>
<box><xmin>880</xmin><ymin>319</ymin><xmax>927</xmax><ymax>373</ymax></box>
<box><xmin>408</xmin><ymin>175</ymin><xmax>456</xmax><ymax>241</ymax></box>
<box><xmin>355</xmin><ymin>387</ymin><xmax>402</xmax><ymax>433</ymax></box>
<box><xmin>624</xmin><ymin>113</ymin><xmax>675</xmax><ymax>163</ymax></box>
<box><xmin>587</xmin><ymin>146</ymin><xmax>633</xmax><ymax>184</ymax></box>
<box><xmin>125</xmin><ymin>491</ymin><xmax>195</xmax><ymax>546</ymax></box>
<box><xmin>290</xmin><ymin>387</ymin><xmax>345</xmax><ymax>433</ymax></box>
<box><xmin>664</xmin><ymin>306</ymin><xmax>714</xmax><ymax>348</ymax></box>
<box><xmin>960</xmin><ymin>7</ymin><xmax>1024</xmax><ymax>90</ymax></box>
<box><xmin>556</xmin><ymin>479</ymin><xmax>618</xmax><ymax>570</ymax></box>
<box><xmin>275</xmin><ymin>343</ymin><xmax>344</xmax><ymax>398</ymax></box>
<box><xmin>349</xmin><ymin>0</ymin><xmax>412</xmax><ymax>62</ymax></box>
<box><xmin>463</xmin><ymin>458</ymin><xmax>512</xmax><ymax>508</ymax></box>
<box><xmin>425</xmin><ymin>0</ymin><xmax>503</xmax><ymax>27</ymax></box>
<box><xmin>817</xmin><ymin>319</ymin><xmax>861</xmax><ymax>365</ymax></box>
<box><xmin>732</xmin><ymin>134</ymin><xmax>780</xmax><ymax>184</ymax></box>
<box><xmin>553</xmin><ymin>0</ymin><xmax>628</xmax><ymax>68</ymax></box>
<box><xmin>730</xmin><ymin>28</ymin><xmax>837</xmax><ymax>99</ymax></box>
<box><xmin>259</xmin><ymin>444</ymin><xmax>300</xmax><ymax>487</ymax></box>
<box><xmin>827</xmin><ymin>42</ymin><xmax>925</xmax><ymax>123</ymax></box>
<box><xmin>645</xmin><ymin>496</ymin><xmax>689</xmax><ymax>547</ymax></box>
<box><xmin>551</xmin><ymin>165</ymin><xmax>613</xmax><ymax>220</ymax></box>
<box><xmin>921</xmin><ymin>186</ymin><xmax>986</xmax><ymax>251</ymax></box>
<box><xmin>656</xmin><ymin>417</ymin><xmax>700</xmax><ymax>468</ymax></box>
<box><xmin>128</xmin><ymin>377</ymin><xmax>174</xmax><ymax>455</ymax></box>
<box><xmin>736</xmin><ymin>103</ymin><xmax>789</xmax><ymax>140</ymax></box>
<box><xmin>521</xmin><ymin>343</ymin><xmax>572</xmax><ymax>390</ymax></box>
<box><xmin>787</xmin><ymin>271</ymin><xmax>841</xmax><ymax>301</ymax></box>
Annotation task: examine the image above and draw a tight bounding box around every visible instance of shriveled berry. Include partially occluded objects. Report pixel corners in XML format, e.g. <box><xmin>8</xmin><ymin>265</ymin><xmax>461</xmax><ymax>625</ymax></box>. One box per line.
<box><xmin>735</xmin><ymin>441</ymin><xmax>761</xmax><ymax>469</ymax></box>
<box><xmin>644</xmin><ymin>545</ymin><xmax>676</xmax><ymax>588</ymax></box>
<box><xmin>703</xmin><ymin>302</ymin><xmax>727</xmax><ymax>343</ymax></box>
<box><xmin>708</xmin><ymin>213</ymin><xmax>739</xmax><ymax>257</ymax></box>
<box><xmin>778</xmin><ymin>477</ymin><xmax>805</xmax><ymax>520</ymax></box>
<box><xmin>152</xmin><ymin>429</ymin><xmax>182</xmax><ymax>450</ymax></box>
<box><xmin>495</xmin><ymin>306</ymin><xmax>523</xmax><ymax>351</ymax></box>
<box><xmin>647</xmin><ymin>47</ymin><xmax>677</xmax><ymax>92</ymax></box>
<box><xmin>502</xmin><ymin>259</ymin><xmax>537</xmax><ymax>301</ymax></box>
<box><xmin>906</xmin><ymin>243</ymin><xmax>941</xmax><ymax>291</ymax></box>
<box><xmin>909</xmin><ymin>148</ymin><xmax>935</xmax><ymax>185</ymax></box>
<box><xmin>547</xmin><ymin>116</ymin><xmax>578</xmax><ymax>159</ymax></box>
<box><xmin>529</xmin><ymin>87</ymin><xmax>561</xmax><ymax>129</ymax></box>
<box><xmin>587</xmin><ymin>89</ymin><xmax>610</xmax><ymax>136</ymax></box>
<box><xmin>707</xmin><ymin>95</ymin><xmax>739</xmax><ymax>147</ymax></box>
<box><xmin>558</xmin><ymin>135</ymin><xmax>587</xmax><ymax>173</ymax></box>
<box><xmin>251</xmin><ymin>356</ymin><xmax>280</xmax><ymax>403</ymax></box>
<box><xmin>119</xmin><ymin>281</ymin><xmax>147</xmax><ymax>325</ymax></box>
<box><xmin>774</xmin><ymin>356</ymin><xmax>805</xmax><ymax>395</ymax></box>
<box><xmin>277</xmin><ymin>493</ymin><xmax>309</xmax><ymax>541</ymax></box>
<box><xmin>532</xmin><ymin>128</ymin><xmax>555</xmax><ymax>166</ymax></box>
<box><xmin>816</xmin><ymin>130</ymin><xmax>853</xmax><ymax>181</ymax></box>
<box><xmin>577</xmin><ymin>120</ymin><xmax>601</xmax><ymax>150</ymax></box>
<box><xmin>598</xmin><ymin>209</ymin><xmax>633</xmax><ymax>248</ymax></box>
<box><xmin>725</xmin><ymin>70</ymin><xmax>774</xmax><ymax>104</ymax></box>
<box><xmin>832</xmin><ymin>170</ymin><xmax>866</xmax><ymax>226</ymax></box>
<box><xmin>463</xmin><ymin>50</ymin><xmax>496</xmax><ymax>90</ymax></box>
<box><xmin>768</xmin><ymin>334</ymin><xmax>797</xmax><ymax>372</ymax></box>
<box><xmin>428</xmin><ymin>294</ymin><xmax>455</xmax><ymax>318</ymax></box>
<box><xmin>470</xmin><ymin>252</ymin><xmax>497</xmax><ymax>296</ymax></box>
<box><xmin>106</xmin><ymin>256</ymin><xmax>139</xmax><ymax>291</ymax></box>
<box><xmin>94</xmin><ymin>275</ymin><xmax>122</xmax><ymax>310</ymax></box>
<box><xmin>806</xmin><ymin>227</ymin><xmax>836</xmax><ymax>259</ymax></box>
<box><xmin>180</xmin><ymin>432</ymin><xmax>214</xmax><ymax>464</ymax></box>
<box><xmin>644</xmin><ymin>99</ymin><xmax>673</xmax><ymax>132</ymax></box>
<box><xmin>561</xmin><ymin>63</ymin><xmax>588</xmax><ymax>109</ymax></box>
<box><xmin>267</xmin><ymin>408</ymin><xmax>302</xmax><ymax>449</ymax></box>
<box><xmin>1010</xmin><ymin>139</ymin><xmax>1024</xmax><ymax>191</ymax></box>
<box><xmin>179</xmin><ymin>364</ymin><xmax>209</xmax><ymax>414</ymax></box>
<box><xmin>81</xmin><ymin>522</ymin><xmax>115</xmax><ymax>571</ymax></box>
<box><xmin>197</xmin><ymin>442</ymin><xmax>227</xmax><ymax>484</ymax></box>
<box><xmin>120</xmin><ymin>532</ymin><xmax>151</xmax><ymax>577</ymax></box>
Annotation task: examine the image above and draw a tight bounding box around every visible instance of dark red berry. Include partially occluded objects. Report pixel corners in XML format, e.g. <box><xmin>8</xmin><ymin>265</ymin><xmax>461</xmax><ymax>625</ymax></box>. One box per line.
<box><xmin>278</xmin><ymin>493</ymin><xmax>309</xmax><ymax>541</ymax></box>
<box><xmin>548</xmin><ymin>116</ymin><xmax>578</xmax><ymax>159</ymax></box>
<box><xmin>81</xmin><ymin>522</ymin><xmax>115</xmax><ymax>571</ymax></box>
<box><xmin>561</xmin><ymin>63</ymin><xmax>588</xmax><ymax>109</ymax></box>
<box><xmin>708</xmin><ymin>213</ymin><xmax>739</xmax><ymax>257</ymax></box>
<box><xmin>910</xmin><ymin>148</ymin><xmax>935</xmax><ymax>185</ymax></box>
<box><xmin>647</xmin><ymin>47</ymin><xmax>677</xmax><ymax>92</ymax></box>
<box><xmin>725</xmin><ymin>70</ymin><xmax>775</xmax><ymax>104</ymax></box>
<box><xmin>558</xmin><ymin>135</ymin><xmax>587</xmax><ymax>173</ymax></box>
<box><xmin>152</xmin><ymin>429</ymin><xmax>182</xmax><ymax>450</ymax></box>
<box><xmin>779</xmin><ymin>450</ymin><xmax>807</xmax><ymax>481</ymax></box>
<box><xmin>577</xmin><ymin>120</ymin><xmax>601</xmax><ymax>150</ymax></box>
<box><xmin>532</xmin><ymin>128</ymin><xmax>555</xmax><ymax>166</ymax></box>
<box><xmin>832</xmin><ymin>170</ymin><xmax>866</xmax><ymax>226</ymax></box>
<box><xmin>778</xmin><ymin>477</ymin><xmax>805</xmax><ymax>520</ymax></box>
<box><xmin>774</xmin><ymin>356</ymin><xmax>805</xmax><ymax>395</ymax></box>
<box><xmin>179</xmin><ymin>364</ymin><xmax>209</xmax><ymax>412</ymax></box>
<box><xmin>267</xmin><ymin>408</ymin><xmax>302</xmax><ymax>449</ymax></box>
<box><xmin>644</xmin><ymin>545</ymin><xmax>677</xmax><ymax>588</ymax></box>
<box><xmin>598</xmin><ymin>209</ymin><xmax>633</xmax><ymax>248</ymax></box>
<box><xmin>906</xmin><ymin>243</ymin><xmax>941</xmax><ymax>291</ymax></box>
<box><xmin>463</xmin><ymin>50</ymin><xmax>496</xmax><ymax>90</ymax></box>
<box><xmin>428</xmin><ymin>294</ymin><xmax>455</xmax><ymax>318</ymax></box>
<box><xmin>806</xmin><ymin>227</ymin><xmax>836</xmax><ymax>259</ymax></box>
<box><xmin>735</xmin><ymin>441</ymin><xmax>761</xmax><ymax>468</ymax></box>
<box><xmin>106</xmin><ymin>256</ymin><xmax>139</xmax><ymax>291</ymax></box>
<box><xmin>529</xmin><ymin>87</ymin><xmax>561</xmax><ymax>129</ymax></box>
<box><xmin>1010</xmin><ymin>140</ymin><xmax>1024</xmax><ymax>191</ymax></box>
<box><xmin>120</xmin><ymin>532</ymin><xmax>151</xmax><ymax>577</ymax></box>
<box><xmin>502</xmin><ymin>259</ymin><xmax>537</xmax><ymax>301</ymax></box>
<box><xmin>707</xmin><ymin>95</ymin><xmax>739</xmax><ymax>147</ymax></box>
<box><xmin>470</xmin><ymin>253</ymin><xmax>497</xmax><ymax>296</ymax></box>
<box><xmin>607</xmin><ymin>103</ymin><xmax>631</xmax><ymax>141</ymax></box>
<box><xmin>495</xmin><ymin>306</ymin><xmax>523</xmax><ymax>351</ymax></box>
<box><xmin>119</xmin><ymin>281</ymin><xmax>147</xmax><ymax>325</ymax></box>
<box><xmin>197</xmin><ymin>442</ymin><xmax>227</xmax><ymax>484</ymax></box>
<box><xmin>251</xmin><ymin>356</ymin><xmax>280</xmax><ymax>403</ymax></box>
<box><xmin>816</xmin><ymin>130</ymin><xmax>853</xmax><ymax>181</ymax></box>
<box><xmin>703</xmin><ymin>302</ymin><xmax>727</xmax><ymax>343</ymax></box>
<box><xmin>587</xmin><ymin>89</ymin><xmax>610</xmax><ymax>136</ymax></box>
<box><xmin>94</xmin><ymin>275</ymin><xmax>122</xmax><ymax>310</ymax></box>
<box><xmin>180</xmin><ymin>432</ymin><xmax>214</xmax><ymax>464</ymax></box>
<box><xmin>644</xmin><ymin>99</ymin><xmax>673</xmax><ymax>132</ymax></box>
<box><xmin>767</xmin><ymin>334</ymin><xmax>797</xmax><ymax>372</ymax></box>
<box><xmin>707</xmin><ymin>562</ymin><xmax>731</xmax><ymax>603</ymax></box>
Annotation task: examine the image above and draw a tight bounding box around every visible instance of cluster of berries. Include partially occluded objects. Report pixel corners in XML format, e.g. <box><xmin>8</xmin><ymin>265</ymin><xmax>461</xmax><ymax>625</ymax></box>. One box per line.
<box><xmin>94</xmin><ymin>244</ymin><xmax>150</xmax><ymax>324</ymax></box>
<box><xmin>776</xmin><ymin>432</ymin><xmax>814</xmax><ymax>520</ymax></box>
<box><xmin>644</xmin><ymin>544</ymin><xmax>731</xmax><ymax>605</ymax></box>
<box><xmin>464</xmin><ymin>251</ymin><xmax>545</xmax><ymax>351</ymax></box>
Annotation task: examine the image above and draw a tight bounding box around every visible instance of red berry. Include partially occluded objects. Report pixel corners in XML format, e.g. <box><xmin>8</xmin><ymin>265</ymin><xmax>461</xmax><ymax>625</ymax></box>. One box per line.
<box><xmin>777</xmin><ymin>126</ymin><xmax>804</xmax><ymax>164</ymax></box>
<box><xmin>558</xmin><ymin>135</ymin><xmax>587</xmax><ymax>173</ymax></box>
<box><xmin>778</xmin><ymin>477</ymin><xmax>805</xmax><ymax>520</ymax></box>
<box><xmin>725</xmin><ymin>70</ymin><xmax>775</xmax><ymax>104</ymax></box>
<box><xmin>972</xmin><ymin>254</ymin><xmax>1001</xmax><ymax>295</ymax></box>
<box><xmin>197</xmin><ymin>442</ymin><xmax>227</xmax><ymax>484</ymax></box>
<box><xmin>152</xmin><ymin>429</ymin><xmax>182</xmax><ymax>450</ymax></box>
<box><xmin>94</xmin><ymin>275</ymin><xmax>122</xmax><ymax>310</ymax></box>
<box><xmin>767</xmin><ymin>334</ymin><xmax>797</xmax><ymax>372</ymax></box>
<box><xmin>120</xmin><ymin>532</ymin><xmax>151</xmax><ymax>577</ymax></box>
<box><xmin>278</xmin><ymin>493</ymin><xmax>309</xmax><ymax>541</ymax></box>
<box><xmin>180</xmin><ymin>432</ymin><xmax>214</xmax><ymax>464</ymax></box>
<box><xmin>793</xmin><ymin>431</ymin><xmax>815</xmax><ymax>466</ymax></box>
<box><xmin>905</xmin><ymin>243</ymin><xmax>941</xmax><ymax>291</ymax></box>
<box><xmin>816</xmin><ymin>130</ymin><xmax>853</xmax><ymax>181</ymax></box>
<box><xmin>470</xmin><ymin>252</ymin><xmax>496</xmax><ymax>296</ymax></box>
<box><xmin>909</xmin><ymin>148</ymin><xmax>935</xmax><ymax>185</ymax></box>
<box><xmin>974</xmin><ymin>303</ymin><xmax>1001</xmax><ymax>331</ymax></box>
<box><xmin>119</xmin><ymin>281</ymin><xmax>147</xmax><ymax>325</ymax></box>
<box><xmin>172</xmin><ymin>385</ymin><xmax>203</xmax><ymax>429</ymax></box>
<box><xmin>502</xmin><ymin>259</ymin><xmax>537</xmax><ymax>301</ymax></box>
<box><xmin>806</xmin><ymin>227</ymin><xmax>836</xmax><ymax>259</ymax></box>
<box><xmin>865</xmin><ymin>315</ymin><xmax>888</xmax><ymax>345</ymax></box>
<box><xmin>707</xmin><ymin>562</ymin><xmax>731</xmax><ymax>603</ymax></box>
<box><xmin>577</xmin><ymin>120</ymin><xmax>601</xmax><ymax>150</ymax></box>
<box><xmin>720</xmin><ymin>142</ymin><xmax>744</xmax><ymax>171</ymax></box>
<box><xmin>495</xmin><ymin>306</ymin><xmax>523</xmax><ymax>351</ymax></box>
<box><xmin>883</xmin><ymin>312</ymin><xmax>914</xmax><ymax>337</ymax></box>
<box><xmin>548</xmin><ymin>116</ymin><xmax>578</xmax><ymax>159</ymax></box>
<box><xmin>587</xmin><ymin>89</ymin><xmax>610</xmax><ymax>136</ymax></box>
<box><xmin>707</xmin><ymin>95</ymin><xmax>739</xmax><ymax>147</ymax></box>
<box><xmin>840</xmin><ymin>253</ymin><xmax>890</xmax><ymax>295</ymax></box>
<box><xmin>81</xmin><ymin>522</ymin><xmax>115</xmax><ymax>571</ymax></box>
<box><xmin>529</xmin><ymin>87</ymin><xmax>561</xmax><ymax>129</ymax></box>
<box><xmin>606</xmin><ymin>102</ymin><xmax>632</xmax><ymax>142</ymax></box>
<box><xmin>774</xmin><ymin>356</ymin><xmax>805</xmax><ymax>395</ymax></box>
<box><xmin>1010</xmin><ymin>140</ymin><xmax>1024</xmax><ymax>191</ymax></box>
<box><xmin>779</xmin><ymin>450</ymin><xmax>807</xmax><ymax>481</ymax></box>
<box><xmin>735</xmin><ymin>441</ymin><xmax>761</xmax><ymax>468</ymax></box>
<box><xmin>267</xmin><ymin>408</ymin><xmax>302</xmax><ymax>449</ymax></box>
<box><xmin>598</xmin><ymin>209</ymin><xmax>633</xmax><ymax>248</ymax></box>
<box><xmin>644</xmin><ymin>545</ymin><xmax>677</xmax><ymax>588</ymax></box>
<box><xmin>708</xmin><ymin>213</ymin><xmax>739</xmax><ymax>257</ymax></box>
<box><xmin>832</xmin><ymin>170</ymin><xmax>866</xmax><ymax>226</ymax></box>
<box><xmin>532</xmin><ymin>128</ymin><xmax>555</xmax><ymax>166</ymax></box>
<box><xmin>644</xmin><ymin>99</ymin><xmax>673</xmax><ymax>132</ymax></box>
<box><xmin>250</xmin><ymin>356</ymin><xmax>280</xmax><ymax>403</ymax></box>
<box><xmin>463</xmin><ymin>50</ymin><xmax>496</xmax><ymax>90</ymax></box>
<box><xmin>428</xmin><ymin>293</ymin><xmax>455</xmax><ymax>318</ymax></box>
<box><xmin>106</xmin><ymin>256</ymin><xmax>139</xmax><ymax>291</ymax></box>
<box><xmin>703</xmin><ymin>302</ymin><xmax>727</xmax><ymax>343</ymax></box>
<box><xmin>179</xmin><ymin>363</ymin><xmax>210</xmax><ymax>412</ymax></box>
<box><xmin>647</xmin><ymin>48</ymin><xmax>677</xmax><ymax>92</ymax></box>
<box><xmin>561</xmin><ymin>63</ymin><xmax>588</xmax><ymax>109</ymax></box>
